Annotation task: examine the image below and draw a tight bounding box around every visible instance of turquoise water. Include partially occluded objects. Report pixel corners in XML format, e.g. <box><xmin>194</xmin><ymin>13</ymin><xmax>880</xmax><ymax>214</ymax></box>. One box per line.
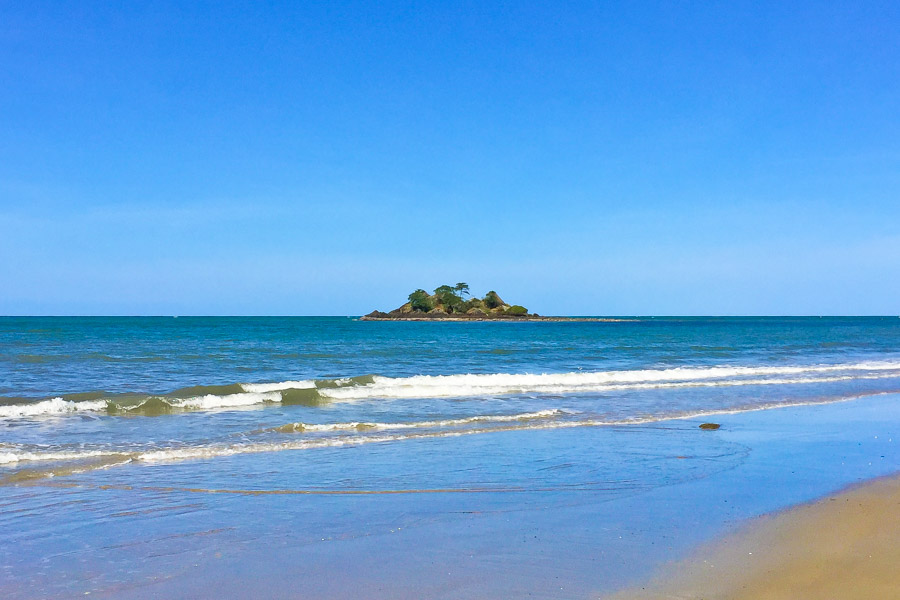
<box><xmin>5</xmin><ymin>316</ymin><xmax>900</xmax><ymax>397</ymax></box>
<box><xmin>1</xmin><ymin>317</ymin><xmax>900</xmax><ymax>598</ymax></box>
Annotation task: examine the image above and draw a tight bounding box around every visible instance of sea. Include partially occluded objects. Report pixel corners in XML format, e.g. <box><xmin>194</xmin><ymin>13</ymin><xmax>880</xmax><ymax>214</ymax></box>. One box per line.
<box><xmin>2</xmin><ymin>316</ymin><xmax>900</xmax><ymax>598</ymax></box>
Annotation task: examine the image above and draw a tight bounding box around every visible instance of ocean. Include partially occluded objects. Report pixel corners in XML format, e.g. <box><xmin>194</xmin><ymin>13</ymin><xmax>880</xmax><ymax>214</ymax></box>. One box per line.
<box><xmin>2</xmin><ymin>316</ymin><xmax>900</xmax><ymax>598</ymax></box>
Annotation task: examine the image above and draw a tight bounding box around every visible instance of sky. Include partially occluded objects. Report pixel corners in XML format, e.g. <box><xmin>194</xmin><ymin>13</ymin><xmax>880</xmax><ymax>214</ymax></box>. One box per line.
<box><xmin>1</xmin><ymin>1</ymin><xmax>898</xmax><ymax>315</ymax></box>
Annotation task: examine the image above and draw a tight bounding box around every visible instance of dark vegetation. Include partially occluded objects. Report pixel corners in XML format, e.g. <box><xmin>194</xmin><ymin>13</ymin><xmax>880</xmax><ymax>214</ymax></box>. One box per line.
<box><xmin>364</xmin><ymin>283</ymin><xmax>539</xmax><ymax>319</ymax></box>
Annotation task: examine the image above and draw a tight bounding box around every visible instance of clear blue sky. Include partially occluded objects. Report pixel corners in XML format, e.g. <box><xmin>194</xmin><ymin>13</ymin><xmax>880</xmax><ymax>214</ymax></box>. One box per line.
<box><xmin>1</xmin><ymin>1</ymin><xmax>898</xmax><ymax>315</ymax></box>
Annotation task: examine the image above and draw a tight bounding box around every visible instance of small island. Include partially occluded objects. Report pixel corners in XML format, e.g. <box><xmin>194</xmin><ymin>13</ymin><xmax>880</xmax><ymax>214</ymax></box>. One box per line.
<box><xmin>361</xmin><ymin>283</ymin><xmax>621</xmax><ymax>321</ymax></box>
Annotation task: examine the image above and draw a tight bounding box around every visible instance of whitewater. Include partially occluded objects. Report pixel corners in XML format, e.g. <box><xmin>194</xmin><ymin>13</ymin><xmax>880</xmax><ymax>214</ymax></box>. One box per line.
<box><xmin>4</xmin><ymin>359</ymin><xmax>900</xmax><ymax>420</ymax></box>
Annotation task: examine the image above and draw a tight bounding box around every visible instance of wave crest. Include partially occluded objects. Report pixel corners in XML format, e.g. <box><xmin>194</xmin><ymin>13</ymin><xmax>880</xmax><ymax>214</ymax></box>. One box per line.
<box><xmin>2</xmin><ymin>360</ymin><xmax>899</xmax><ymax>420</ymax></box>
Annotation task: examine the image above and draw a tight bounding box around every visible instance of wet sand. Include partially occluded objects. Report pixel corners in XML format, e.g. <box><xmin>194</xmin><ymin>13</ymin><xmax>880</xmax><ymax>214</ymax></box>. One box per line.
<box><xmin>5</xmin><ymin>393</ymin><xmax>898</xmax><ymax>599</ymax></box>
<box><xmin>610</xmin><ymin>473</ymin><xmax>900</xmax><ymax>600</ymax></box>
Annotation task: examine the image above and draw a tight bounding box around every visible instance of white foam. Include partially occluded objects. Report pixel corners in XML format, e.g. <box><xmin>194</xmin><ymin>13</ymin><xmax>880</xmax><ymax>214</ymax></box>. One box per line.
<box><xmin>137</xmin><ymin>431</ymin><xmax>475</xmax><ymax>463</ymax></box>
<box><xmin>238</xmin><ymin>361</ymin><xmax>900</xmax><ymax>403</ymax></box>
<box><xmin>4</xmin><ymin>360</ymin><xmax>899</xmax><ymax>420</ymax></box>
<box><xmin>10</xmin><ymin>393</ymin><xmax>891</xmax><ymax>469</ymax></box>
<box><xmin>166</xmin><ymin>392</ymin><xmax>281</xmax><ymax>410</ymax></box>
<box><xmin>0</xmin><ymin>448</ymin><xmax>122</xmax><ymax>465</ymax></box>
<box><xmin>133</xmin><ymin>396</ymin><xmax>856</xmax><ymax>463</ymax></box>
<box><xmin>281</xmin><ymin>409</ymin><xmax>566</xmax><ymax>432</ymax></box>
<box><xmin>0</xmin><ymin>398</ymin><xmax>108</xmax><ymax>419</ymax></box>
<box><xmin>0</xmin><ymin>392</ymin><xmax>283</xmax><ymax>420</ymax></box>
<box><xmin>318</xmin><ymin>363</ymin><xmax>900</xmax><ymax>400</ymax></box>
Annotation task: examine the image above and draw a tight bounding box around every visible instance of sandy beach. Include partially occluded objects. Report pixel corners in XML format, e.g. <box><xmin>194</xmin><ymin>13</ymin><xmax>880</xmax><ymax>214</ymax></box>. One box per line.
<box><xmin>611</xmin><ymin>473</ymin><xmax>900</xmax><ymax>600</ymax></box>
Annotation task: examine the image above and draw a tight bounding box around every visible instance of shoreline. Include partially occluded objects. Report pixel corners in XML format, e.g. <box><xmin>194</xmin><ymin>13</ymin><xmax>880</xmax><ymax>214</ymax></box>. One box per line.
<box><xmin>609</xmin><ymin>470</ymin><xmax>900</xmax><ymax>600</ymax></box>
<box><xmin>4</xmin><ymin>390</ymin><xmax>899</xmax><ymax>599</ymax></box>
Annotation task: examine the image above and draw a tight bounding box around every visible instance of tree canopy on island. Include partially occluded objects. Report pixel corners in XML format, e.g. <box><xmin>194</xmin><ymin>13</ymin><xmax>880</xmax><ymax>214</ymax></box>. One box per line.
<box><xmin>407</xmin><ymin>289</ymin><xmax>434</xmax><ymax>312</ymax></box>
<box><xmin>400</xmin><ymin>284</ymin><xmax>529</xmax><ymax>316</ymax></box>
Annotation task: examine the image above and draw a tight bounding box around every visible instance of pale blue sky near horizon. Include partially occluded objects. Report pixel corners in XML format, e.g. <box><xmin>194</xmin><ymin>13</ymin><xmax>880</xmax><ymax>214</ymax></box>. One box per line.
<box><xmin>1</xmin><ymin>1</ymin><xmax>898</xmax><ymax>315</ymax></box>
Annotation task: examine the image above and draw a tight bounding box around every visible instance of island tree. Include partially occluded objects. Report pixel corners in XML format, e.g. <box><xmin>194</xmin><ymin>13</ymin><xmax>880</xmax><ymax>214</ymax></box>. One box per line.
<box><xmin>387</xmin><ymin>284</ymin><xmax>528</xmax><ymax>317</ymax></box>
<box><xmin>408</xmin><ymin>289</ymin><xmax>434</xmax><ymax>312</ymax></box>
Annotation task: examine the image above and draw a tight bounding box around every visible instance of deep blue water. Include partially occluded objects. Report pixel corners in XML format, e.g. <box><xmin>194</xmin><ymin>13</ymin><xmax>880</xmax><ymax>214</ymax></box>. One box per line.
<box><xmin>4</xmin><ymin>316</ymin><xmax>900</xmax><ymax>397</ymax></box>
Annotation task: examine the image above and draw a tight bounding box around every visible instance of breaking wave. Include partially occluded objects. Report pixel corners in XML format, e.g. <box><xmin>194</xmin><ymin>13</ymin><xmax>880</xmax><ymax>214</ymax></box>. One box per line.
<box><xmin>2</xmin><ymin>360</ymin><xmax>900</xmax><ymax>420</ymax></box>
<box><xmin>268</xmin><ymin>408</ymin><xmax>566</xmax><ymax>433</ymax></box>
<box><xmin>3</xmin><ymin>395</ymin><xmax>887</xmax><ymax>481</ymax></box>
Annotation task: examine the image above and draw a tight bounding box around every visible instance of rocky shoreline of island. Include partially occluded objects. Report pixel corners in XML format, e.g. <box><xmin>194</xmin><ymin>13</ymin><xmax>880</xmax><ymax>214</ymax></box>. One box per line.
<box><xmin>360</xmin><ymin>283</ymin><xmax>630</xmax><ymax>322</ymax></box>
<box><xmin>360</xmin><ymin>313</ymin><xmax>626</xmax><ymax>322</ymax></box>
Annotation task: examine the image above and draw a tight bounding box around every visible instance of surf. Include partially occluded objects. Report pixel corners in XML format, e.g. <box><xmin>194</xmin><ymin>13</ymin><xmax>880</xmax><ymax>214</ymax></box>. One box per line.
<box><xmin>2</xmin><ymin>360</ymin><xmax>899</xmax><ymax>420</ymax></box>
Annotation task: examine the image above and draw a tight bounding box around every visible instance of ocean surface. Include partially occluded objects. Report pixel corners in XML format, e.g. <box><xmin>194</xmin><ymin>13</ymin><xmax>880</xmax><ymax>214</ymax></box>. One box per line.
<box><xmin>2</xmin><ymin>316</ymin><xmax>900</xmax><ymax>598</ymax></box>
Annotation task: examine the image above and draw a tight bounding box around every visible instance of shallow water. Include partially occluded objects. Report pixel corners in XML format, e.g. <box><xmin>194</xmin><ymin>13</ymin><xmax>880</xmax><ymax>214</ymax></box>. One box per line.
<box><xmin>1</xmin><ymin>317</ymin><xmax>899</xmax><ymax>597</ymax></box>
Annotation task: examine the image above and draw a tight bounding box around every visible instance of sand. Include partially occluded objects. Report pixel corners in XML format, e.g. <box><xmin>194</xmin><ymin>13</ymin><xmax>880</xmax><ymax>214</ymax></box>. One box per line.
<box><xmin>609</xmin><ymin>473</ymin><xmax>900</xmax><ymax>600</ymax></box>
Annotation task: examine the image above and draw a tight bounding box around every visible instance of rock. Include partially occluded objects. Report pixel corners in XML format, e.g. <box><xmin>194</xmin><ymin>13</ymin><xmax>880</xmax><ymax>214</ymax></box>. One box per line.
<box><xmin>363</xmin><ymin>311</ymin><xmax>389</xmax><ymax>319</ymax></box>
<box><xmin>699</xmin><ymin>423</ymin><xmax>721</xmax><ymax>430</ymax></box>
<box><xmin>466</xmin><ymin>308</ymin><xmax>486</xmax><ymax>316</ymax></box>
<box><xmin>427</xmin><ymin>307</ymin><xmax>448</xmax><ymax>315</ymax></box>
<box><xmin>398</xmin><ymin>302</ymin><xmax>414</xmax><ymax>314</ymax></box>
